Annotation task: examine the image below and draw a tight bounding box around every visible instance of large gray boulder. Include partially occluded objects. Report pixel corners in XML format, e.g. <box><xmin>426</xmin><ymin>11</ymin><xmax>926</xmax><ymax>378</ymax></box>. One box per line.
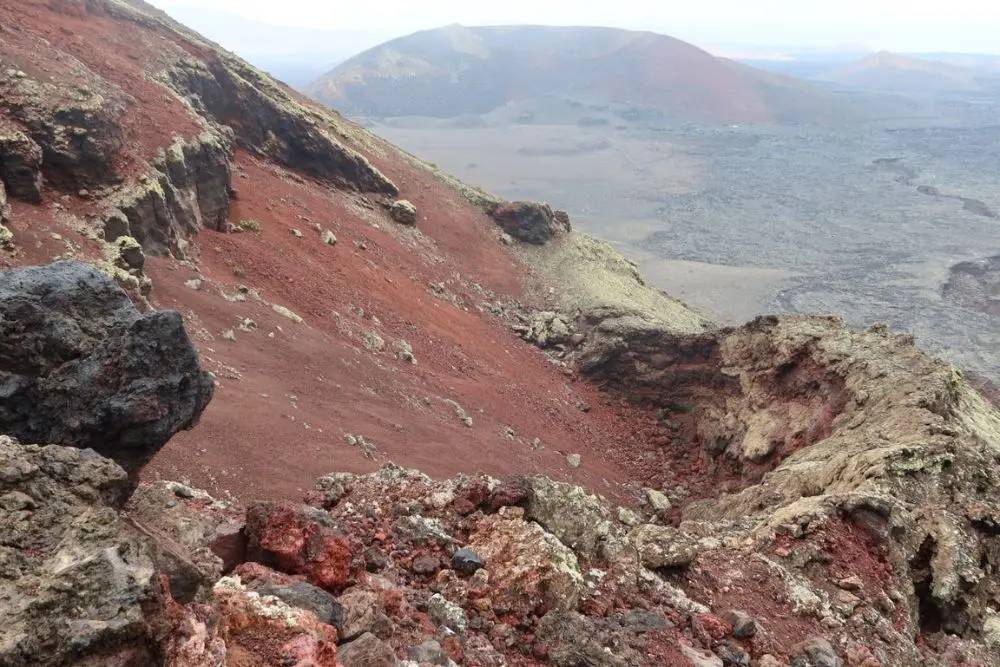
<box><xmin>0</xmin><ymin>260</ymin><xmax>213</xmax><ymax>475</ymax></box>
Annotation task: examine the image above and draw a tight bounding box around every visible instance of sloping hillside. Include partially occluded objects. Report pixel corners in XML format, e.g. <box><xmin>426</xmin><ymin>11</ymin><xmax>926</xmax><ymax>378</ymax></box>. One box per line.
<box><xmin>308</xmin><ymin>24</ymin><xmax>879</xmax><ymax>125</ymax></box>
<box><xmin>815</xmin><ymin>50</ymin><xmax>992</xmax><ymax>93</ymax></box>
<box><xmin>0</xmin><ymin>0</ymin><xmax>702</xmax><ymax>502</ymax></box>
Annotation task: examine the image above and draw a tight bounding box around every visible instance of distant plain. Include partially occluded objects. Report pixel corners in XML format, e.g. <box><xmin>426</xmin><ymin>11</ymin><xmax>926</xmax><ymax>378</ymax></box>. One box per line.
<box><xmin>374</xmin><ymin>100</ymin><xmax>1000</xmax><ymax>381</ymax></box>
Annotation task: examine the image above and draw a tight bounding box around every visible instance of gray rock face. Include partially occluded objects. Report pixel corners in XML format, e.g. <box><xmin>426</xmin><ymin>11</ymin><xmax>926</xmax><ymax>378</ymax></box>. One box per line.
<box><xmin>162</xmin><ymin>57</ymin><xmax>397</xmax><ymax>196</ymax></box>
<box><xmin>535</xmin><ymin>611</ymin><xmax>642</xmax><ymax>666</ymax></box>
<box><xmin>0</xmin><ymin>261</ymin><xmax>213</xmax><ymax>475</ymax></box>
<box><xmin>490</xmin><ymin>201</ymin><xmax>571</xmax><ymax>245</ymax></box>
<box><xmin>0</xmin><ymin>436</ymin><xmax>160</xmax><ymax>666</ymax></box>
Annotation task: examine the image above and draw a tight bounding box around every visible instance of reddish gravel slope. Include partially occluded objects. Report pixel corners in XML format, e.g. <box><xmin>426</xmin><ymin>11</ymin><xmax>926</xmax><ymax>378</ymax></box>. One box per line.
<box><xmin>0</xmin><ymin>0</ymin><xmax>655</xmax><ymax>503</ymax></box>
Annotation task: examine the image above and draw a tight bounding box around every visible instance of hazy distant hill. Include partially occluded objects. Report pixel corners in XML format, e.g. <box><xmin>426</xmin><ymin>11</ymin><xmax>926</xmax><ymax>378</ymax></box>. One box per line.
<box><xmin>814</xmin><ymin>51</ymin><xmax>994</xmax><ymax>93</ymax></box>
<box><xmin>308</xmin><ymin>24</ymin><xmax>911</xmax><ymax>125</ymax></box>
<box><xmin>158</xmin><ymin>6</ymin><xmax>391</xmax><ymax>87</ymax></box>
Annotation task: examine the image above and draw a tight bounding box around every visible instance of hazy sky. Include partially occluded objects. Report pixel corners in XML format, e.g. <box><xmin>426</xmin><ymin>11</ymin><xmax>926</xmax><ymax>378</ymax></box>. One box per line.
<box><xmin>148</xmin><ymin>0</ymin><xmax>1000</xmax><ymax>54</ymax></box>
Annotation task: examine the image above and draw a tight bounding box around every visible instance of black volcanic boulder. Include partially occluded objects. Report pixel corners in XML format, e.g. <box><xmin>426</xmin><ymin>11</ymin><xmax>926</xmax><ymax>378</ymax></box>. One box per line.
<box><xmin>0</xmin><ymin>260</ymin><xmax>213</xmax><ymax>475</ymax></box>
<box><xmin>490</xmin><ymin>201</ymin><xmax>571</xmax><ymax>245</ymax></box>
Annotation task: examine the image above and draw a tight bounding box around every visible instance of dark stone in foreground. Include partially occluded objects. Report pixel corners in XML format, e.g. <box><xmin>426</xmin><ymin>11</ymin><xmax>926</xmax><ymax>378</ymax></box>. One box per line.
<box><xmin>0</xmin><ymin>260</ymin><xmax>213</xmax><ymax>475</ymax></box>
<box><xmin>257</xmin><ymin>581</ymin><xmax>345</xmax><ymax>629</ymax></box>
<box><xmin>452</xmin><ymin>547</ymin><xmax>485</xmax><ymax>574</ymax></box>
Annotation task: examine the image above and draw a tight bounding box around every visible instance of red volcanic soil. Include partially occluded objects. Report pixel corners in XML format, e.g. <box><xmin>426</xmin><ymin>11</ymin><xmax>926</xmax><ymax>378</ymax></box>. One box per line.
<box><xmin>139</xmin><ymin>151</ymin><xmax>650</xmax><ymax>502</ymax></box>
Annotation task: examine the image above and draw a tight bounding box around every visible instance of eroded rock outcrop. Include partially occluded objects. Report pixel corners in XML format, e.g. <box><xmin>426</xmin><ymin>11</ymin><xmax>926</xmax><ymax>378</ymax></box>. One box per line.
<box><xmin>105</xmin><ymin>131</ymin><xmax>234</xmax><ymax>258</ymax></box>
<box><xmin>0</xmin><ymin>260</ymin><xmax>213</xmax><ymax>475</ymax></box>
<box><xmin>575</xmin><ymin>312</ymin><xmax>1000</xmax><ymax>664</ymax></box>
<box><xmin>160</xmin><ymin>53</ymin><xmax>397</xmax><ymax>196</ymax></box>
<box><xmin>490</xmin><ymin>200</ymin><xmax>571</xmax><ymax>245</ymax></box>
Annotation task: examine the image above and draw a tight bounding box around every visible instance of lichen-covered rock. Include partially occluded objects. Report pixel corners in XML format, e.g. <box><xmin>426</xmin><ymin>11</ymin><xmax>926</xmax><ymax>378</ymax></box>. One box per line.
<box><xmin>521</xmin><ymin>310</ymin><xmax>574</xmax><ymax>348</ymax></box>
<box><xmin>525</xmin><ymin>476</ymin><xmax>625</xmax><ymax>560</ymax></box>
<box><xmin>629</xmin><ymin>524</ymin><xmax>702</xmax><ymax>570</ymax></box>
<box><xmin>0</xmin><ymin>261</ymin><xmax>213</xmax><ymax>476</ymax></box>
<box><xmin>255</xmin><ymin>581</ymin><xmax>344</xmax><ymax>629</ymax></box>
<box><xmin>0</xmin><ymin>177</ymin><xmax>9</xmax><ymax>221</ymax></box>
<box><xmin>0</xmin><ymin>128</ymin><xmax>44</xmax><ymax>203</ymax></box>
<box><xmin>427</xmin><ymin>592</ymin><xmax>468</xmax><ymax>635</ymax></box>
<box><xmin>467</xmin><ymin>506</ymin><xmax>585</xmax><ymax>617</ymax></box>
<box><xmin>0</xmin><ymin>436</ymin><xmax>161</xmax><ymax>666</ymax></box>
<box><xmin>110</xmin><ymin>132</ymin><xmax>233</xmax><ymax>258</ymax></box>
<box><xmin>390</xmin><ymin>198</ymin><xmax>417</xmax><ymax>225</ymax></box>
<box><xmin>490</xmin><ymin>200</ymin><xmax>569</xmax><ymax>245</ymax></box>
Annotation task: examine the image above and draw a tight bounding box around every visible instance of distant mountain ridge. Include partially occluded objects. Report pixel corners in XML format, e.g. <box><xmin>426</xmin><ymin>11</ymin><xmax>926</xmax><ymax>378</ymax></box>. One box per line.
<box><xmin>308</xmin><ymin>24</ymin><xmax>909</xmax><ymax>125</ymax></box>
<box><xmin>814</xmin><ymin>50</ymin><xmax>995</xmax><ymax>93</ymax></box>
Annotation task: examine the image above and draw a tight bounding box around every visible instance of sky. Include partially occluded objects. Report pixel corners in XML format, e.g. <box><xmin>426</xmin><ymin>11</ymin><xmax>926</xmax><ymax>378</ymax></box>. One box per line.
<box><xmin>147</xmin><ymin>0</ymin><xmax>1000</xmax><ymax>54</ymax></box>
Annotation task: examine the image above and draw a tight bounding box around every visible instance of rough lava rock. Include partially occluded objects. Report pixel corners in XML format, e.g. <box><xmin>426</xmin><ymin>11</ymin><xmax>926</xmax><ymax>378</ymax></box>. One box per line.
<box><xmin>0</xmin><ymin>261</ymin><xmax>213</xmax><ymax>476</ymax></box>
<box><xmin>0</xmin><ymin>436</ymin><xmax>160</xmax><ymax>666</ymax></box>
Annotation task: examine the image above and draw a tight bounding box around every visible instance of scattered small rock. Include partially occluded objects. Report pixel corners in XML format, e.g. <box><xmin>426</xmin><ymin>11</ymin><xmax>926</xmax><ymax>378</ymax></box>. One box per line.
<box><xmin>390</xmin><ymin>199</ymin><xmax>418</xmax><ymax>225</ymax></box>
<box><xmin>238</xmin><ymin>318</ymin><xmax>257</xmax><ymax>332</ymax></box>
<box><xmin>723</xmin><ymin>610</ymin><xmax>757</xmax><ymax>638</ymax></box>
<box><xmin>184</xmin><ymin>278</ymin><xmax>202</xmax><ymax>290</ymax></box>
<box><xmin>444</xmin><ymin>399</ymin><xmax>473</xmax><ymax>427</ymax></box>
<box><xmin>790</xmin><ymin>637</ymin><xmax>843</xmax><ymax>667</ymax></box>
<box><xmin>681</xmin><ymin>643</ymin><xmax>724</xmax><ymax>667</ymax></box>
<box><xmin>713</xmin><ymin>640</ymin><xmax>750</xmax><ymax>666</ymax></box>
<box><xmin>567</xmin><ymin>453</ymin><xmax>581</xmax><ymax>469</ymax></box>
<box><xmin>272</xmin><ymin>303</ymin><xmax>303</xmax><ymax>323</ymax></box>
<box><xmin>624</xmin><ymin>609</ymin><xmax>672</xmax><ymax>633</ymax></box>
<box><xmin>408</xmin><ymin>640</ymin><xmax>448</xmax><ymax>665</ymax></box>
<box><xmin>221</xmin><ymin>329</ymin><xmax>236</xmax><ymax>342</ymax></box>
<box><xmin>365</xmin><ymin>546</ymin><xmax>390</xmax><ymax>572</ymax></box>
<box><xmin>321</xmin><ymin>230</ymin><xmax>337</xmax><ymax>245</ymax></box>
<box><xmin>396</xmin><ymin>340</ymin><xmax>417</xmax><ymax>365</ymax></box>
<box><xmin>411</xmin><ymin>554</ymin><xmax>440</xmax><ymax>575</ymax></box>
<box><xmin>290</xmin><ymin>228</ymin><xmax>303</xmax><ymax>237</ymax></box>
<box><xmin>338</xmin><ymin>632</ymin><xmax>398</xmax><ymax>667</ymax></box>
<box><xmin>646</xmin><ymin>488</ymin><xmax>673</xmax><ymax>515</ymax></box>
<box><xmin>837</xmin><ymin>576</ymin><xmax>864</xmax><ymax>593</ymax></box>
<box><xmin>451</xmin><ymin>548</ymin><xmax>485</xmax><ymax>574</ymax></box>
<box><xmin>363</xmin><ymin>331</ymin><xmax>386</xmax><ymax>351</ymax></box>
